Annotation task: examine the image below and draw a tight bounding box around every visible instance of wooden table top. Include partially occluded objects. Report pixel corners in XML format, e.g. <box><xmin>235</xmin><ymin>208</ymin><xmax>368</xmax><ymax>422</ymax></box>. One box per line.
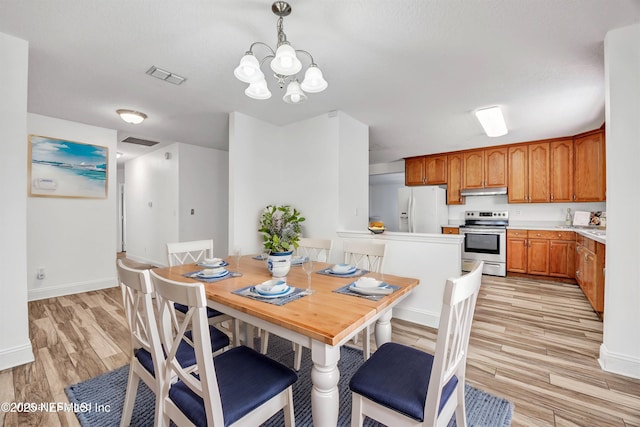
<box><xmin>152</xmin><ymin>256</ymin><xmax>419</xmax><ymax>346</ymax></box>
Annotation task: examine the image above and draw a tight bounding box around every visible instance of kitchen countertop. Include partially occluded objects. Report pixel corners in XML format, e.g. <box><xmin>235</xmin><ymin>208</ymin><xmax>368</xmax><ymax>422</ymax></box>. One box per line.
<box><xmin>442</xmin><ymin>221</ymin><xmax>606</xmax><ymax>244</ymax></box>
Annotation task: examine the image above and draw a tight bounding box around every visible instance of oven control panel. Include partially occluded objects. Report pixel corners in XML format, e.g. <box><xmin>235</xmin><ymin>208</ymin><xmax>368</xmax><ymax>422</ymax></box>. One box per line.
<box><xmin>465</xmin><ymin>211</ymin><xmax>509</xmax><ymax>219</ymax></box>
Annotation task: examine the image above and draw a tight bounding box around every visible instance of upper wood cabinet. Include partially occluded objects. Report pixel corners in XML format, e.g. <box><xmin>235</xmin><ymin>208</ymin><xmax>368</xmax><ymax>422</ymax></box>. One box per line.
<box><xmin>463</xmin><ymin>147</ymin><xmax>507</xmax><ymax>189</ymax></box>
<box><xmin>528</xmin><ymin>143</ymin><xmax>551</xmax><ymax>203</ymax></box>
<box><xmin>405</xmin><ymin>155</ymin><xmax>447</xmax><ymax>186</ymax></box>
<box><xmin>550</xmin><ymin>138</ymin><xmax>574</xmax><ymax>202</ymax></box>
<box><xmin>507</xmin><ymin>145</ymin><xmax>528</xmax><ymax>203</ymax></box>
<box><xmin>574</xmin><ymin>130</ymin><xmax>606</xmax><ymax>201</ymax></box>
<box><xmin>446</xmin><ymin>153</ymin><xmax>465</xmax><ymax>205</ymax></box>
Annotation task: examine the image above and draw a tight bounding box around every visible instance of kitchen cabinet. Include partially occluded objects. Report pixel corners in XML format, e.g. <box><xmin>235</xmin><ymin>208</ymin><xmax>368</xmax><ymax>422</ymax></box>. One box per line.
<box><xmin>463</xmin><ymin>147</ymin><xmax>507</xmax><ymax>189</ymax></box>
<box><xmin>574</xmin><ymin>129</ymin><xmax>606</xmax><ymax>201</ymax></box>
<box><xmin>446</xmin><ymin>153</ymin><xmax>465</xmax><ymax>205</ymax></box>
<box><xmin>575</xmin><ymin>233</ymin><xmax>605</xmax><ymax>315</ymax></box>
<box><xmin>508</xmin><ymin>139</ymin><xmax>573</xmax><ymax>204</ymax></box>
<box><xmin>405</xmin><ymin>155</ymin><xmax>447</xmax><ymax>186</ymax></box>
<box><xmin>442</xmin><ymin>227</ymin><xmax>459</xmax><ymax>235</ymax></box>
<box><xmin>507</xmin><ymin>229</ymin><xmax>575</xmax><ymax>279</ymax></box>
<box><xmin>550</xmin><ymin>138</ymin><xmax>574</xmax><ymax>202</ymax></box>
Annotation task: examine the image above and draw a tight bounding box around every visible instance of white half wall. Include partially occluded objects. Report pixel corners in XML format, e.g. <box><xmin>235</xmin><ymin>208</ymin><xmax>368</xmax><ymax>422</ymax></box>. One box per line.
<box><xmin>0</xmin><ymin>31</ymin><xmax>33</xmax><ymax>370</ymax></box>
<box><xmin>228</xmin><ymin>111</ymin><xmax>369</xmax><ymax>262</ymax></box>
<box><xmin>27</xmin><ymin>114</ymin><xmax>118</xmax><ymax>301</ymax></box>
<box><xmin>600</xmin><ymin>22</ymin><xmax>640</xmax><ymax>379</ymax></box>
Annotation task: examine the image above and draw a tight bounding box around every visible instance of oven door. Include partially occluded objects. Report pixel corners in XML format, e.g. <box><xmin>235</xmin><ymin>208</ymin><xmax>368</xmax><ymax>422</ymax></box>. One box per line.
<box><xmin>460</xmin><ymin>227</ymin><xmax>506</xmax><ymax>264</ymax></box>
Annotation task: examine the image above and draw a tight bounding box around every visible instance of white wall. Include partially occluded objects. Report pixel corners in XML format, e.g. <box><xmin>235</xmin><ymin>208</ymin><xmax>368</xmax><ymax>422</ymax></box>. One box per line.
<box><xmin>0</xmin><ymin>32</ymin><xmax>34</xmax><ymax>370</ymax></box>
<box><xmin>448</xmin><ymin>194</ymin><xmax>606</xmax><ymax>225</ymax></box>
<box><xmin>27</xmin><ymin>114</ymin><xmax>118</xmax><ymax>300</ymax></box>
<box><xmin>178</xmin><ymin>143</ymin><xmax>229</xmax><ymax>258</ymax></box>
<box><xmin>125</xmin><ymin>143</ymin><xmax>229</xmax><ymax>265</ymax></box>
<box><xmin>600</xmin><ymin>22</ymin><xmax>640</xmax><ymax>379</ymax></box>
<box><xmin>228</xmin><ymin>111</ymin><xmax>369</xmax><ymax>262</ymax></box>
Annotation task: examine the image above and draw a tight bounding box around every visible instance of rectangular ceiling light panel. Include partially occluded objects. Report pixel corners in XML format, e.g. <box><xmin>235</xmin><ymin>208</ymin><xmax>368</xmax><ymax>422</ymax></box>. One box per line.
<box><xmin>475</xmin><ymin>106</ymin><xmax>508</xmax><ymax>137</ymax></box>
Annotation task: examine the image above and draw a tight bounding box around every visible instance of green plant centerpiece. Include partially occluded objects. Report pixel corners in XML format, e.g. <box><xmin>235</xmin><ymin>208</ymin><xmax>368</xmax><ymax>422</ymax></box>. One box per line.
<box><xmin>259</xmin><ymin>204</ymin><xmax>305</xmax><ymax>254</ymax></box>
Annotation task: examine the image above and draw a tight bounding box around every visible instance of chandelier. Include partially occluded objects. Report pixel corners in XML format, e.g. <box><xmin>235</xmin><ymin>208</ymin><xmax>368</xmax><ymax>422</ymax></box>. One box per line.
<box><xmin>234</xmin><ymin>1</ymin><xmax>328</xmax><ymax>104</ymax></box>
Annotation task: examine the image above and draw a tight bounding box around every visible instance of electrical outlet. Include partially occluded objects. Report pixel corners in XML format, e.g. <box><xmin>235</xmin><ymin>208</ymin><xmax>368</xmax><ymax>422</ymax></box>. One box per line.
<box><xmin>37</xmin><ymin>268</ymin><xmax>45</xmax><ymax>279</ymax></box>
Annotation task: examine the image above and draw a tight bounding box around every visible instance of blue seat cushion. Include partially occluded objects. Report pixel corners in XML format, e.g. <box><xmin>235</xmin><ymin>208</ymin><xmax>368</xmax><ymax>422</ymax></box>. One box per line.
<box><xmin>174</xmin><ymin>302</ymin><xmax>225</xmax><ymax>319</ymax></box>
<box><xmin>168</xmin><ymin>345</ymin><xmax>298</xmax><ymax>427</ymax></box>
<box><xmin>349</xmin><ymin>342</ymin><xmax>458</xmax><ymax>422</ymax></box>
<box><xmin>135</xmin><ymin>325</ymin><xmax>230</xmax><ymax>376</ymax></box>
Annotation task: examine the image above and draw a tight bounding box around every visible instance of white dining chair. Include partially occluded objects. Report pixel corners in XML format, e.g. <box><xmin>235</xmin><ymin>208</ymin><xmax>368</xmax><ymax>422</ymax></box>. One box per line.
<box><xmin>349</xmin><ymin>261</ymin><xmax>483</xmax><ymax>427</ymax></box>
<box><xmin>117</xmin><ymin>260</ymin><xmax>230</xmax><ymax>427</ymax></box>
<box><xmin>343</xmin><ymin>240</ymin><xmax>387</xmax><ymax>359</ymax></box>
<box><xmin>166</xmin><ymin>239</ymin><xmax>238</xmax><ymax>342</ymax></box>
<box><xmin>149</xmin><ymin>269</ymin><xmax>298</xmax><ymax>427</ymax></box>
<box><xmin>297</xmin><ymin>237</ymin><xmax>334</xmax><ymax>262</ymax></box>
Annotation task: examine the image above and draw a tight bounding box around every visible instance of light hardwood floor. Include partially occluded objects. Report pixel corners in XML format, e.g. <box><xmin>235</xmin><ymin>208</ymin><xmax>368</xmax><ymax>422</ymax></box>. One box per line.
<box><xmin>1</xmin><ymin>273</ymin><xmax>639</xmax><ymax>426</ymax></box>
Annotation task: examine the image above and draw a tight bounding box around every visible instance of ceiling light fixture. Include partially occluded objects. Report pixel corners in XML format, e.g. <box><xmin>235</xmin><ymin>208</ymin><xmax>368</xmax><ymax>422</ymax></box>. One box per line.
<box><xmin>475</xmin><ymin>106</ymin><xmax>508</xmax><ymax>137</ymax></box>
<box><xmin>116</xmin><ymin>109</ymin><xmax>147</xmax><ymax>125</ymax></box>
<box><xmin>234</xmin><ymin>1</ymin><xmax>328</xmax><ymax>104</ymax></box>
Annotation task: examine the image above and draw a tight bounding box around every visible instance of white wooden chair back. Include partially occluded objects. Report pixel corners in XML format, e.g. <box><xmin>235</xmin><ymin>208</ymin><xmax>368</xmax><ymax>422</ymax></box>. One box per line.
<box><xmin>343</xmin><ymin>240</ymin><xmax>386</xmax><ymax>273</ymax></box>
<box><xmin>166</xmin><ymin>239</ymin><xmax>213</xmax><ymax>266</ymax></box>
<box><xmin>423</xmin><ymin>260</ymin><xmax>483</xmax><ymax>426</ymax></box>
<box><xmin>116</xmin><ymin>259</ymin><xmax>165</xmax><ymax>425</ymax></box>
<box><xmin>149</xmin><ymin>270</ymin><xmax>225</xmax><ymax>426</ymax></box>
<box><xmin>297</xmin><ymin>237</ymin><xmax>333</xmax><ymax>262</ymax></box>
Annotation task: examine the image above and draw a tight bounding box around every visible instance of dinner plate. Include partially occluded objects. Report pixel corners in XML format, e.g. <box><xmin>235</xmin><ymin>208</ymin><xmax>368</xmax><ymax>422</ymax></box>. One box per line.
<box><xmin>328</xmin><ymin>268</ymin><xmax>358</xmax><ymax>276</ymax></box>
<box><xmin>196</xmin><ymin>269</ymin><xmax>229</xmax><ymax>279</ymax></box>
<box><xmin>349</xmin><ymin>283</ymin><xmax>393</xmax><ymax>295</ymax></box>
<box><xmin>330</xmin><ymin>264</ymin><xmax>357</xmax><ymax>274</ymax></box>
<box><xmin>252</xmin><ymin>286</ymin><xmax>295</xmax><ymax>299</ymax></box>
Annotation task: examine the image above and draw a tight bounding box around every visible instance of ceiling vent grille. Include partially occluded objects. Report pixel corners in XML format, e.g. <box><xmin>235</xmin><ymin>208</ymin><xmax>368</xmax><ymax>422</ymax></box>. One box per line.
<box><xmin>121</xmin><ymin>136</ymin><xmax>160</xmax><ymax>147</ymax></box>
<box><xmin>146</xmin><ymin>66</ymin><xmax>186</xmax><ymax>85</ymax></box>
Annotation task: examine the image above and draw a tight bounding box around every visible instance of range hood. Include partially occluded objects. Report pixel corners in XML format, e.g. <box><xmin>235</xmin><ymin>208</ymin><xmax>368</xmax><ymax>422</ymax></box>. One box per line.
<box><xmin>460</xmin><ymin>187</ymin><xmax>507</xmax><ymax>197</ymax></box>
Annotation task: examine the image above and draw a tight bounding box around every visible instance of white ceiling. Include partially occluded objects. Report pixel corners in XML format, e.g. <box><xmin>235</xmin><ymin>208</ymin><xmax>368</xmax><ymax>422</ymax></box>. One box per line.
<box><xmin>1</xmin><ymin>1</ymin><xmax>638</xmax><ymax>165</ymax></box>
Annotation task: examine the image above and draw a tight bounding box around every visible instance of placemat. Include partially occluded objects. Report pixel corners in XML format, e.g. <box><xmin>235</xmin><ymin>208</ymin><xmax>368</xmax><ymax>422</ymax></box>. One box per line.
<box><xmin>182</xmin><ymin>270</ymin><xmax>236</xmax><ymax>283</ymax></box>
<box><xmin>316</xmin><ymin>267</ymin><xmax>369</xmax><ymax>278</ymax></box>
<box><xmin>233</xmin><ymin>285</ymin><xmax>306</xmax><ymax>306</ymax></box>
<box><xmin>333</xmin><ymin>282</ymin><xmax>400</xmax><ymax>301</ymax></box>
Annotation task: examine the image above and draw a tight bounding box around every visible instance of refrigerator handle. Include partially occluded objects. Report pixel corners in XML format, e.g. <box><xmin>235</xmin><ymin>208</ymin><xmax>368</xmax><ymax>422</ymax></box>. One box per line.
<box><xmin>408</xmin><ymin>194</ymin><xmax>414</xmax><ymax>233</ymax></box>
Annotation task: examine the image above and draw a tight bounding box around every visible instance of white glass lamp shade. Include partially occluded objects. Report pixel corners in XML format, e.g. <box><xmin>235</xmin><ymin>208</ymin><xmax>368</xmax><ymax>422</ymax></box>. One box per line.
<box><xmin>245</xmin><ymin>79</ymin><xmax>272</xmax><ymax>100</ymax></box>
<box><xmin>117</xmin><ymin>109</ymin><xmax>147</xmax><ymax>124</ymax></box>
<box><xmin>270</xmin><ymin>44</ymin><xmax>302</xmax><ymax>76</ymax></box>
<box><xmin>300</xmin><ymin>65</ymin><xmax>328</xmax><ymax>93</ymax></box>
<box><xmin>234</xmin><ymin>54</ymin><xmax>264</xmax><ymax>83</ymax></box>
<box><xmin>283</xmin><ymin>80</ymin><xmax>307</xmax><ymax>104</ymax></box>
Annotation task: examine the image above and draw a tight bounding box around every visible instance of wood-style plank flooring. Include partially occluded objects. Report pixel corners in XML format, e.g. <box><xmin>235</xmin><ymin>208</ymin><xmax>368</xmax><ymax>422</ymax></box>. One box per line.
<box><xmin>1</xmin><ymin>272</ymin><xmax>639</xmax><ymax>426</ymax></box>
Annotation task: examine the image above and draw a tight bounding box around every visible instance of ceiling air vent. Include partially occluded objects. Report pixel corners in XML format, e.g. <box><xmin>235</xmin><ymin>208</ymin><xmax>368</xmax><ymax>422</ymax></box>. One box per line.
<box><xmin>121</xmin><ymin>136</ymin><xmax>160</xmax><ymax>147</ymax></box>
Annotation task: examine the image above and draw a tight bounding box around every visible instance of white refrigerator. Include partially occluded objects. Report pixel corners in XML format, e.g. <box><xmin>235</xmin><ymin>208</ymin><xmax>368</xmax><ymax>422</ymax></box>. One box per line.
<box><xmin>398</xmin><ymin>186</ymin><xmax>448</xmax><ymax>233</ymax></box>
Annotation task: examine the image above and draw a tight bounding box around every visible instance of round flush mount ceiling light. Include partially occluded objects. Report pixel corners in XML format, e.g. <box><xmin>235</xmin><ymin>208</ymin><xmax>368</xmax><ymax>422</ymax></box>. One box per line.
<box><xmin>116</xmin><ymin>109</ymin><xmax>147</xmax><ymax>124</ymax></box>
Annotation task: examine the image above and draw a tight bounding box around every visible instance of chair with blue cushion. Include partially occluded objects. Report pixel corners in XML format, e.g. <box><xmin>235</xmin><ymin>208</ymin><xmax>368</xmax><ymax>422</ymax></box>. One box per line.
<box><xmin>167</xmin><ymin>239</ymin><xmax>238</xmax><ymax>343</ymax></box>
<box><xmin>149</xmin><ymin>269</ymin><xmax>298</xmax><ymax>427</ymax></box>
<box><xmin>116</xmin><ymin>260</ymin><xmax>230</xmax><ymax>427</ymax></box>
<box><xmin>349</xmin><ymin>261</ymin><xmax>484</xmax><ymax>427</ymax></box>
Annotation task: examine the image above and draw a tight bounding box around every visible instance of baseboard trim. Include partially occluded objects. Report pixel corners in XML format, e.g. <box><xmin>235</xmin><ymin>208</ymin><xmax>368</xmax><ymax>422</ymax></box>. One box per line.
<box><xmin>599</xmin><ymin>343</ymin><xmax>640</xmax><ymax>379</ymax></box>
<box><xmin>28</xmin><ymin>277</ymin><xmax>117</xmax><ymax>301</ymax></box>
<box><xmin>0</xmin><ymin>342</ymin><xmax>35</xmax><ymax>371</ymax></box>
<box><xmin>393</xmin><ymin>306</ymin><xmax>439</xmax><ymax>329</ymax></box>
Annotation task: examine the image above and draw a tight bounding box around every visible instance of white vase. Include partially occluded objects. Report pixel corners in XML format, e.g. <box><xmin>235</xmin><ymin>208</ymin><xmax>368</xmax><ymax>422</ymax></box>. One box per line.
<box><xmin>268</xmin><ymin>250</ymin><xmax>293</xmax><ymax>278</ymax></box>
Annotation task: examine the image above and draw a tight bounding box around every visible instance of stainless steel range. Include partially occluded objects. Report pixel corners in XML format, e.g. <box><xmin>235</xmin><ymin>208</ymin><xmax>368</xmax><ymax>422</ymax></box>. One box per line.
<box><xmin>460</xmin><ymin>210</ymin><xmax>509</xmax><ymax>277</ymax></box>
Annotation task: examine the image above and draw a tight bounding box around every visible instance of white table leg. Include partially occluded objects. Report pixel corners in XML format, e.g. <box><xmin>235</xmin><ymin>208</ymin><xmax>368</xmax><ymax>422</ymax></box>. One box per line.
<box><xmin>374</xmin><ymin>308</ymin><xmax>393</xmax><ymax>347</ymax></box>
<box><xmin>310</xmin><ymin>341</ymin><xmax>340</xmax><ymax>427</ymax></box>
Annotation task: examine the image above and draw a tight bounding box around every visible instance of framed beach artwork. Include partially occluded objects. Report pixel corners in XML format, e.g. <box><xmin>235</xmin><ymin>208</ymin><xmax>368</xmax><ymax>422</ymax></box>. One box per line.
<box><xmin>28</xmin><ymin>135</ymin><xmax>108</xmax><ymax>199</ymax></box>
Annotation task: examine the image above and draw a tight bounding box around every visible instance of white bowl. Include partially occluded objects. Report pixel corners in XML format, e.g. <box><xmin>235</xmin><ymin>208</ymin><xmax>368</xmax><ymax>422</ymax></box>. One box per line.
<box><xmin>331</xmin><ymin>263</ymin><xmax>355</xmax><ymax>274</ymax></box>
<box><xmin>204</xmin><ymin>257</ymin><xmax>221</xmax><ymax>264</ymax></box>
<box><xmin>255</xmin><ymin>280</ymin><xmax>288</xmax><ymax>295</ymax></box>
<box><xmin>354</xmin><ymin>277</ymin><xmax>382</xmax><ymax>288</ymax></box>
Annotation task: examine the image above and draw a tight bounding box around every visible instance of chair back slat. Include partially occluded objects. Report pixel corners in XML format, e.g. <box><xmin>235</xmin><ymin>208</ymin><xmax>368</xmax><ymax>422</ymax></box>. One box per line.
<box><xmin>149</xmin><ymin>270</ymin><xmax>225</xmax><ymax>426</ymax></box>
<box><xmin>297</xmin><ymin>237</ymin><xmax>333</xmax><ymax>262</ymax></box>
<box><xmin>167</xmin><ymin>239</ymin><xmax>214</xmax><ymax>266</ymax></box>
<box><xmin>343</xmin><ymin>240</ymin><xmax>386</xmax><ymax>273</ymax></box>
<box><xmin>423</xmin><ymin>261</ymin><xmax>483</xmax><ymax>424</ymax></box>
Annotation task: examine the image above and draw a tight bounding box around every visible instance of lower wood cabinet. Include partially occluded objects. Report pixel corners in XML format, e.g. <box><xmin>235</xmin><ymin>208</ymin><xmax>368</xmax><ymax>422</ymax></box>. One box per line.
<box><xmin>507</xmin><ymin>229</ymin><xmax>575</xmax><ymax>279</ymax></box>
<box><xmin>442</xmin><ymin>227</ymin><xmax>459</xmax><ymax>235</ymax></box>
<box><xmin>575</xmin><ymin>234</ymin><xmax>605</xmax><ymax>315</ymax></box>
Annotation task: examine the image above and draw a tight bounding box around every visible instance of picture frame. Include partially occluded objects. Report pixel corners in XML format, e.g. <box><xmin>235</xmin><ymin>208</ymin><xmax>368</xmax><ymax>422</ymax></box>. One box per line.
<box><xmin>28</xmin><ymin>135</ymin><xmax>108</xmax><ymax>199</ymax></box>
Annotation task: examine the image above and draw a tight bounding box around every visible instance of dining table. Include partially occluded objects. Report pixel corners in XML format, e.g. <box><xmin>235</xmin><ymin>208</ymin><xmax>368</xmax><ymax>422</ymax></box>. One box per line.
<box><xmin>152</xmin><ymin>255</ymin><xmax>419</xmax><ymax>427</ymax></box>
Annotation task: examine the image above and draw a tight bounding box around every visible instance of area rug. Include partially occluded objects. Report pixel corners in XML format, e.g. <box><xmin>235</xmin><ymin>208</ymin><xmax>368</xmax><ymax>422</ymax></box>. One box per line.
<box><xmin>66</xmin><ymin>336</ymin><xmax>513</xmax><ymax>426</ymax></box>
